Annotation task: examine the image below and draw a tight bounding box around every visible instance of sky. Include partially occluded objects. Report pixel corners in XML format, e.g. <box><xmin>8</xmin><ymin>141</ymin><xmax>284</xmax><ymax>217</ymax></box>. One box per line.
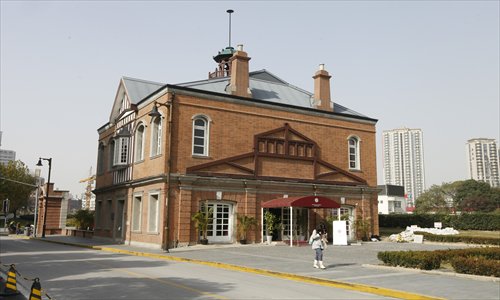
<box><xmin>1</xmin><ymin>0</ymin><xmax>499</xmax><ymax>198</ymax></box>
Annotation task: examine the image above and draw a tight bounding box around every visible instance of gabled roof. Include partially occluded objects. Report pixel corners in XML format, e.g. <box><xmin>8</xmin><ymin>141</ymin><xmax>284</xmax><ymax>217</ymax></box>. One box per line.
<box><xmin>176</xmin><ymin>70</ymin><xmax>368</xmax><ymax>117</ymax></box>
<box><xmin>122</xmin><ymin>77</ymin><xmax>164</xmax><ymax>104</ymax></box>
<box><xmin>115</xmin><ymin>69</ymin><xmax>370</xmax><ymax>120</ymax></box>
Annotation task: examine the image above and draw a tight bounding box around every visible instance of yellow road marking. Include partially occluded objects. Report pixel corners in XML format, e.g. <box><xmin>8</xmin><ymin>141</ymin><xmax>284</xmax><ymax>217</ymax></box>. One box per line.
<box><xmin>39</xmin><ymin>239</ymin><xmax>446</xmax><ymax>300</ymax></box>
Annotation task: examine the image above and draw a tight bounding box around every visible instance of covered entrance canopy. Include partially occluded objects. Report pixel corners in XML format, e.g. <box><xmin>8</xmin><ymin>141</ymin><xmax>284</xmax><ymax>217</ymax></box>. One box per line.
<box><xmin>261</xmin><ymin>196</ymin><xmax>340</xmax><ymax>209</ymax></box>
<box><xmin>261</xmin><ymin>196</ymin><xmax>341</xmax><ymax>247</ymax></box>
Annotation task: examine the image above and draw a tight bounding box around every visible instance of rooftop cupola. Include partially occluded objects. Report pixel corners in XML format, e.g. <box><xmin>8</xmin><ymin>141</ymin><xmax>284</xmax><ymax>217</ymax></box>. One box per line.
<box><xmin>208</xmin><ymin>9</ymin><xmax>236</xmax><ymax>79</ymax></box>
<box><xmin>312</xmin><ymin>64</ymin><xmax>333</xmax><ymax>112</ymax></box>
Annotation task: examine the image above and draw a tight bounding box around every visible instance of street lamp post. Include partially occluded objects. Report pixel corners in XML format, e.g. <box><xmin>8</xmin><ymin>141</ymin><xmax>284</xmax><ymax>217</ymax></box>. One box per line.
<box><xmin>36</xmin><ymin>157</ymin><xmax>52</xmax><ymax>238</ymax></box>
<box><xmin>33</xmin><ymin>168</ymin><xmax>41</xmax><ymax>237</ymax></box>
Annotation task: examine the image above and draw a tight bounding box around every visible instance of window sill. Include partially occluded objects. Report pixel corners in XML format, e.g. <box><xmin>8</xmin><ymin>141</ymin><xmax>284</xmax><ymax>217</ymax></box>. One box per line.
<box><xmin>192</xmin><ymin>155</ymin><xmax>211</xmax><ymax>159</ymax></box>
<box><xmin>150</xmin><ymin>154</ymin><xmax>162</xmax><ymax>160</ymax></box>
<box><xmin>349</xmin><ymin>169</ymin><xmax>362</xmax><ymax>173</ymax></box>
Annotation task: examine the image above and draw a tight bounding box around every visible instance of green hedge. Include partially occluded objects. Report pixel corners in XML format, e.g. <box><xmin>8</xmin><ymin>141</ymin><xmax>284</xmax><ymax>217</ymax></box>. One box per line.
<box><xmin>378</xmin><ymin>248</ymin><xmax>500</xmax><ymax>277</ymax></box>
<box><xmin>414</xmin><ymin>232</ymin><xmax>500</xmax><ymax>246</ymax></box>
<box><xmin>451</xmin><ymin>256</ymin><xmax>500</xmax><ymax>277</ymax></box>
<box><xmin>379</xmin><ymin>213</ymin><xmax>500</xmax><ymax>230</ymax></box>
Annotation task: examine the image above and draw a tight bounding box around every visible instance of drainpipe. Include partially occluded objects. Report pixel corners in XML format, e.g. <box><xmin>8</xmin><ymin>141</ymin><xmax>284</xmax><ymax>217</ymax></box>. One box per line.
<box><xmin>163</xmin><ymin>92</ymin><xmax>175</xmax><ymax>251</ymax></box>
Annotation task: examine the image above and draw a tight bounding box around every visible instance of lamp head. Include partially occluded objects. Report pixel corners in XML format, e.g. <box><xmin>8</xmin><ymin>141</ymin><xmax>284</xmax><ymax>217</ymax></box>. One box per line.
<box><xmin>148</xmin><ymin>104</ymin><xmax>161</xmax><ymax>118</ymax></box>
<box><xmin>36</xmin><ymin>158</ymin><xmax>43</xmax><ymax>166</ymax></box>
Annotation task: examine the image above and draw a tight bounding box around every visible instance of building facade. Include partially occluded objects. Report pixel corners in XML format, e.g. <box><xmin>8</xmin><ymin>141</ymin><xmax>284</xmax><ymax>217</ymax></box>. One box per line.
<box><xmin>0</xmin><ymin>149</ymin><xmax>16</xmax><ymax>166</ymax></box>
<box><xmin>466</xmin><ymin>138</ymin><xmax>500</xmax><ymax>187</ymax></box>
<box><xmin>382</xmin><ymin>128</ymin><xmax>425</xmax><ymax>205</ymax></box>
<box><xmin>377</xmin><ymin>185</ymin><xmax>407</xmax><ymax>214</ymax></box>
<box><xmin>94</xmin><ymin>45</ymin><xmax>380</xmax><ymax>249</ymax></box>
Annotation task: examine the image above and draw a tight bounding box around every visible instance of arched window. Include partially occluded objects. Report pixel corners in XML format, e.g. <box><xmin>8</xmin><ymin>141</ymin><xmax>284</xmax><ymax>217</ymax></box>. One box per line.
<box><xmin>192</xmin><ymin>116</ymin><xmax>210</xmax><ymax>156</ymax></box>
<box><xmin>348</xmin><ymin>136</ymin><xmax>360</xmax><ymax>170</ymax></box>
<box><xmin>97</xmin><ymin>142</ymin><xmax>105</xmax><ymax>175</ymax></box>
<box><xmin>109</xmin><ymin>140</ymin><xmax>115</xmax><ymax>169</ymax></box>
<box><xmin>151</xmin><ymin>116</ymin><xmax>162</xmax><ymax>157</ymax></box>
<box><xmin>135</xmin><ymin>124</ymin><xmax>145</xmax><ymax>162</ymax></box>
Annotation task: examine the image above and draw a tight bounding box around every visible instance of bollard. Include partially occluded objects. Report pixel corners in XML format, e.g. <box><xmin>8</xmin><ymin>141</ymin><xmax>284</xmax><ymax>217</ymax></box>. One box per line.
<box><xmin>4</xmin><ymin>264</ymin><xmax>19</xmax><ymax>295</ymax></box>
<box><xmin>29</xmin><ymin>278</ymin><xmax>42</xmax><ymax>300</ymax></box>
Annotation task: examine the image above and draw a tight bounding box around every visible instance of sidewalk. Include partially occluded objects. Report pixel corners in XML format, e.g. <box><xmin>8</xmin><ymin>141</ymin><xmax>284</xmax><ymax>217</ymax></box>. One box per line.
<box><xmin>31</xmin><ymin>236</ymin><xmax>500</xmax><ymax>299</ymax></box>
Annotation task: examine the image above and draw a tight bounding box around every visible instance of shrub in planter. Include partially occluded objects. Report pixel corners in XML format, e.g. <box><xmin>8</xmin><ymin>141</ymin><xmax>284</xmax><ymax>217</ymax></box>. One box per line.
<box><xmin>451</xmin><ymin>256</ymin><xmax>500</xmax><ymax>277</ymax></box>
<box><xmin>377</xmin><ymin>250</ymin><xmax>441</xmax><ymax>270</ymax></box>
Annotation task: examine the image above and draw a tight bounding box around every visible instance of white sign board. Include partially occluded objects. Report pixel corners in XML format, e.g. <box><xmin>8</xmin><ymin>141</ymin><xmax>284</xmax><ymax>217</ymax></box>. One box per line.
<box><xmin>434</xmin><ymin>222</ymin><xmax>442</xmax><ymax>229</ymax></box>
<box><xmin>333</xmin><ymin>221</ymin><xmax>348</xmax><ymax>245</ymax></box>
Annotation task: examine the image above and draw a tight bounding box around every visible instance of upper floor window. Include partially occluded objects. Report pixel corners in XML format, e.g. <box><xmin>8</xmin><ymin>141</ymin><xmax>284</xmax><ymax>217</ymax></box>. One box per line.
<box><xmin>348</xmin><ymin>136</ymin><xmax>360</xmax><ymax>170</ymax></box>
<box><xmin>119</xmin><ymin>93</ymin><xmax>128</xmax><ymax>114</ymax></box>
<box><xmin>135</xmin><ymin>124</ymin><xmax>145</xmax><ymax>162</ymax></box>
<box><xmin>192</xmin><ymin>115</ymin><xmax>210</xmax><ymax>156</ymax></box>
<box><xmin>114</xmin><ymin>136</ymin><xmax>129</xmax><ymax>166</ymax></box>
<box><xmin>109</xmin><ymin>140</ymin><xmax>115</xmax><ymax>170</ymax></box>
<box><xmin>151</xmin><ymin>116</ymin><xmax>162</xmax><ymax>157</ymax></box>
<box><xmin>97</xmin><ymin>142</ymin><xmax>105</xmax><ymax>175</ymax></box>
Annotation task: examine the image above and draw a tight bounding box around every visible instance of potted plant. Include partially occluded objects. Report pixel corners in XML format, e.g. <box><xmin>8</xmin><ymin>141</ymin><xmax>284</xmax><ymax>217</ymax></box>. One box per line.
<box><xmin>192</xmin><ymin>206</ymin><xmax>213</xmax><ymax>245</ymax></box>
<box><xmin>354</xmin><ymin>218</ymin><xmax>371</xmax><ymax>242</ymax></box>
<box><xmin>237</xmin><ymin>214</ymin><xmax>257</xmax><ymax>244</ymax></box>
<box><xmin>263</xmin><ymin>210</ymin><xmax>278</xmax><ymax>244</ymax></box>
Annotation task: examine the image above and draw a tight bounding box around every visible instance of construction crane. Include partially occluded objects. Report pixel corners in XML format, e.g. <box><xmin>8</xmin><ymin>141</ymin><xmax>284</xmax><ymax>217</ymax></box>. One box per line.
<box><xmin>79</xmin><ymin>169</ymin><xmax>96</xmax><ymax>210</ymax></box>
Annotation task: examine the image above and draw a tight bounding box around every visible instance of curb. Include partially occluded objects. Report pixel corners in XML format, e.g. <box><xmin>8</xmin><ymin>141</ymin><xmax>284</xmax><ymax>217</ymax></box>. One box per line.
<box><xmin>362</xmin><ymin>264</ymin><xmax>500</xmax><ymax>282</ymax></box>
<box><xmin>35</xmin><ymin>237</ymin><xmax>444</xmax><ymax>300</ymax></box>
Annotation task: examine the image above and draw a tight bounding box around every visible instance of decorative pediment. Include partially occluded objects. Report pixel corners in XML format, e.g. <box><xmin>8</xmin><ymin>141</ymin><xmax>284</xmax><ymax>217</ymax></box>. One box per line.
<box><xmin>186</xmin><ymin>123</ymin><xmax>367</xmax><ymax>186</ymax></box>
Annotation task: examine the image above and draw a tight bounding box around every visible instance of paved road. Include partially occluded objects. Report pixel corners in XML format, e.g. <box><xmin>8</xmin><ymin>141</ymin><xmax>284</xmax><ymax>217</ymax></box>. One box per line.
<box><xmin>1</xmin><ymin>236</ymin><xmax>402</xmax><ymax>300</ymax></box>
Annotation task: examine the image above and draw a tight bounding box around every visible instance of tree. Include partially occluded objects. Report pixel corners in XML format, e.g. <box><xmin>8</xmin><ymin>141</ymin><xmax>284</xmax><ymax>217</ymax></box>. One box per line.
<box><xmin>415</xmin><ymin>185</ymin><xmax>449</xmax><ymax>214</ymax></box>
<box><xmin>68</xmin><ymin>209</ymin><xmax>95</xmax><ymax>230</ymax></box>
<box><xmin>454</xmin><ymin>180</ymin><xmax>496</xmax><ymax>213</ymax></box>
<box><xmin>0</xmin><ymin>160</ymin><xmax>37</xmax><ymax>219</ymax></box>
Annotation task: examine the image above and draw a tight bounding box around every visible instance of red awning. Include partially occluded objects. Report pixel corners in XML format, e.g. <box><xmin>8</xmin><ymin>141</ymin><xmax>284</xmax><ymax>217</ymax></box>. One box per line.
<box><xmin>261</xmin><ymin>196</ymin><xmax>340</xmax><ymax>209</ymax></box>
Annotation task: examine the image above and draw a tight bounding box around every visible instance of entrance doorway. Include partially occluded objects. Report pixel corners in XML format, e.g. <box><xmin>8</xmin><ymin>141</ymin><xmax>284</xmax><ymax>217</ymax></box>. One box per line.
<box><xmin>202</xmin><ymin>202</ymin><xmax>234</xmax><ymax>243</ymax></box>
<box><xmin>115</xmin><ymin>200</ymin><xmax>125</xmax><ymax>242</ymax></box>
<box><xmin>332</xmin><ymin>206</ymin><xmax>355</xmax><ymax>241</ymax></box>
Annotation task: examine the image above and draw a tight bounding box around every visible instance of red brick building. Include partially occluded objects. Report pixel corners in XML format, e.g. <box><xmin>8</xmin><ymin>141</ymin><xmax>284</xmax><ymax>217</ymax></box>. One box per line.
<box><xmin>36</xmin><ymin>183</ymin><xmax>69</xmax><ymax>236</ymax></box>
<box><xmin>94</xmin><ymin>45</ymin><xmax>379</xmax><ymax>249</ymax></box>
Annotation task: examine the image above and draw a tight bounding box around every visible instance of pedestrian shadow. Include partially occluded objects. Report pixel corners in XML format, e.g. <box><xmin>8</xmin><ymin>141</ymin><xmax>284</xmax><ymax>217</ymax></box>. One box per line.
<box><xmin>325</xmin><ymin>263</ymin><xmax>356</xmax><ymax>268</ymax></box>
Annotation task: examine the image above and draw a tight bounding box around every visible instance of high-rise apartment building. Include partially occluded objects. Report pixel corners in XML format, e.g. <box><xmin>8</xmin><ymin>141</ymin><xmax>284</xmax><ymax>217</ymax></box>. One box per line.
<box><xmin>0</xmin><ymin>131</ymin><xmax>16</xmax><ymax>165</ymax></box>
<box><xmin>383</xmin><ymin>128</ymin><xmax>425</xmax><ymax>206</ymax></box>
<box><xmin>466</xmin><ymin>138</ymin><xmax>499</xmax><ymax>187</ymax></box>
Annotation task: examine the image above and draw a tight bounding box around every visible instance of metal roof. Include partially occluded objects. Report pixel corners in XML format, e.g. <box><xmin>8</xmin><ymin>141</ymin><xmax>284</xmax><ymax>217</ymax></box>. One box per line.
<box><xmin>122</xmin><ymin>77</ymin><xmax>164</xmax><ymax>104</ymax></box>
<box><xmin>121</xmin><ymin>70</ymin><xmax>369</xmax><ymax>118</ymax></box>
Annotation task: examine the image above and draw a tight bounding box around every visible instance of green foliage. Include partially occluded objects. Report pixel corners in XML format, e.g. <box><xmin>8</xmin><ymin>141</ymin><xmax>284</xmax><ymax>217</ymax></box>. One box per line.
<box><xmin>192</xmin><ymin>206</ymin><xmax>213</xmax><ymax>240</ymax></box>
<box><xmin>264</xmin><ymin>210</ymin><xmax>278</xmax><ymax>236</ymax></box>
<box><xmin>377</xmin><ymin>250</ymin><xmax>441</xmax><ymax>270</ymax></box>
<box><xmin>0</xmin><ymin>160</ymin><xmax>37</xmax><ymax>218</ymax></box>
<box><xmin>415</xmin><ymin>185</ymin><xmax>450</xmax><ymax>214</ymax></box>
<box><xmin>67</xmin><ymin>209</ymin><xmax>95</xmax><ymax>230</ymax></box>
<box><xmin>379</xmin><ymin>213</ymin><xmax>500</xmax><ymax>231</ymax></box>
<box><xmin>354</xmin><ymin>218</ymin><xmax>371</xmax><ymax>240</ymax></box>
<box><xmin>378</xmin><ymin>247</ymin><xmax>500</xmax><ymax>276</ymax></box>
<box><xmin>414</xmin><ymin>232</ymin><xmax>500</xmax><ymax>245</ymax></box>
<box><xmin>451</xmin><ymin>256</ymin><xmax>500</xmax><ymax>277</ymax></box>
<box><xmin>454</xmin><ymin>180</ymin><xmax>498</xmax><ymax>212</ymax></box>
<box><xmin>237</xmin><ymin>214</ymin><xmax>257</xmax><ymax>240</ymax></box>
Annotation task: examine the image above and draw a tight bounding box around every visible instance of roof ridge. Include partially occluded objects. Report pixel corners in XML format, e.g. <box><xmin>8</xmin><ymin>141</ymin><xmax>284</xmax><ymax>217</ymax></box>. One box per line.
<box><xmin>122</xmin><ymin>76</ymin><xmax>165</xmax><ymax>86</ymax></box>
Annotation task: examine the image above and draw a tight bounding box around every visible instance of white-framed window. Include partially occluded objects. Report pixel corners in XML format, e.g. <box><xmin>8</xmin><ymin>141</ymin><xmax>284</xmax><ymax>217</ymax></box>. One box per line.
<box><xmin>148</xmin><ymin>192</ymin><xmax>160</xmax><ymax>233</ymax></box>
<box><xmin>114</xmin><ymin>137</ymin><xmax>129</xmax><ymax>166</ymax></box>
<box><xmin>151</xmin><ymin>116</ymin><xmax>162</xmax><ymax>157</ymax></box>
<box><xmin>135</xmin><ymin>123</ymin><xmax>145</xmax><ymax>162</ymax></box>
<box><xmin>119</xmin><ymin>93</ymin><xmax>128</xmax><ymax>114</ymax></box>
<box><xmin>132</xmin><ymin>194</ymin><xmax>142</xmax><ymax>231</ymax></box>
<box><xmin>348</xmin><ymin>136</ymin><xmax>360</xmax><ymax>170</ymax></box>
<box><xmin>192</xmin><ymin>115</ymin><xmax>210</xmax><ymax>156</ymax></box>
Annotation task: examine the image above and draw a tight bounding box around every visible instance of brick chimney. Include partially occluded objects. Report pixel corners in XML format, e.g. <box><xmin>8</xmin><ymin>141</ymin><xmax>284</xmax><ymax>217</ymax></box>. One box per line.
<box><xmin>228</xmin><ymin>44</ymin><xmax>252</xmax><ymax>98</ymax></box>
<box><xmin>312</xmin><ymin>64</ymin><xmax>333</xmax><ymax>112</ymax></box>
